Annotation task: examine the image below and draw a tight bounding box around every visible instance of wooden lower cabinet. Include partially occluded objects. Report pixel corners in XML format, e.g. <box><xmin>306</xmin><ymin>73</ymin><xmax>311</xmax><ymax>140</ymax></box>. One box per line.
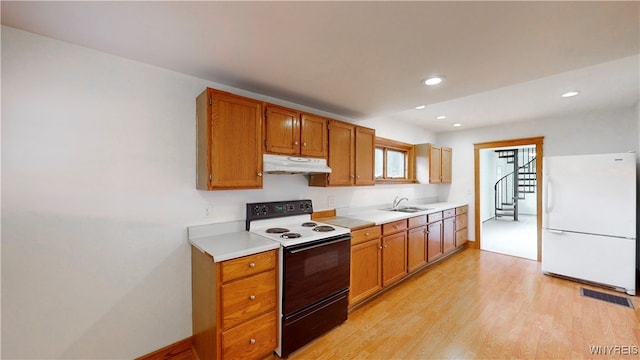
<box><xmin>455</xmin><ymin>205</ymin><xmax>469</xmax><ymax>247</ymax></box>
<box><xmin>349</xmin><ymin>226</ymin><xmax>382</xmax><ymax>307</ymax></box>
<box><xmin>381</xmin><ymin>220</ymin><xmax>408</xmax><ymax>287</ymax></box>
<box><xmin>348</xmin><ymin>206</ymin><xmax>467</xmax><ymax>308</ymax></box>
<box><xmin>192</xmin><ymin>248</ymin><xmax>278</xmax><ymax>360</ymax></box>
<box><xmin>407</xmin><ymin>215</ymin><xmax>428</xmax><ymax>273</ymax></box>
<box><xmin>427</xmin><ymin>220</ymin><xmax>444</xmax><ymax>263</ymax></box>
<box><xmin>382</xmin><ymin>232</ymin><xmax>407</xmax><ymax>287</ymax></box>
<box><xmin>443</xmin><ymin>216</ymin><xmax>456</xmax><ymax>254</ymax></box>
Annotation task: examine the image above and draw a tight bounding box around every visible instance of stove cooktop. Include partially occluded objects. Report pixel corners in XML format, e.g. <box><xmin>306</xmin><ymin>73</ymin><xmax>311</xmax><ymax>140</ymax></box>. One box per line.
<box><xmin>249</xmin><ymin>215</ymin><xmax>350</xmax><ymax>247</ymax></box>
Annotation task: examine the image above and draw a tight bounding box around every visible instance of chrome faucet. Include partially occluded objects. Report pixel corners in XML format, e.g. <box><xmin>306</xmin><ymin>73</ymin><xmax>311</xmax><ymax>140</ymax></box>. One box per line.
<box><xmin>392</xmin><ymin>196</ymin><xmax>408</xmax><ymax>210</ymax></box>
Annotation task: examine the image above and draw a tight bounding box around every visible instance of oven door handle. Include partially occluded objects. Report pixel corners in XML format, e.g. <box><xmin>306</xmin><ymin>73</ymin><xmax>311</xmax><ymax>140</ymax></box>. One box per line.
<box><xmin>287</xmin><ymin>237</ymin><xmax>350</xmax><ymax>254</ymax></box>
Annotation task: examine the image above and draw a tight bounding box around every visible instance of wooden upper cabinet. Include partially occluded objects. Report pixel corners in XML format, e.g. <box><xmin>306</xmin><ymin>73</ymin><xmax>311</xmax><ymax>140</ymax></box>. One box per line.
<box><xmin>264</xmin><ymin>105</ymin><xmax>328</xmax><ymax>158</ymax></box>
<box><xmin>327</xmin><ymin>120</ymin><xmax>355</xmax><ymax>186</ymax></box>
<box><xmin>309</xmin><ymin>120</ymin><xmax>375</xmax><ymax>187</ymax></box>
<box><xmin>428</xmin><ymin>144</ymin><xmax>442</xmax><ymax>183</ymax></box>
<box><xmin>300</xmin><ymin>113</ymin><xmax>328</xmax><ymax>158</ymax></box>
<box><xmin>196</xmin><ymin>88</ymin><xmax>263</xmax><ymax>190</ymax></box>
<box><xmin>264</xmin><ymin>105</ymin><xmax>300</xmax><ymax>156</ymax></box>
<box><xmin>425</xmin><ymin>144</ymin><xmax>452</xmax><ymax>184</ymax></box>
<box><xmin>441</xmin><ymin>146</ymin><xmax>452</xmax><ymax>183</ymax></box>
<box><xmin>355</xmin><ymin>126</ymin><xmax>375</xmax><ymax>185</ymax></box>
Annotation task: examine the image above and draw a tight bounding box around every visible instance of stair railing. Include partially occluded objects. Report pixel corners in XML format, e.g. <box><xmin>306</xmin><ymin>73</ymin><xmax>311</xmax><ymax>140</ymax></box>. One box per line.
<box><xmin>494</xmin><ymin>149</ymin><xmax>536</xmax><ymax>220</ymax></box>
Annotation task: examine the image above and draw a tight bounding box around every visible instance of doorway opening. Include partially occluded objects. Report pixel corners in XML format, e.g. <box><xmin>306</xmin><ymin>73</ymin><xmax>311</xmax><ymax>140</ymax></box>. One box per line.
<box><xmin>474</xmin><ymin>137</ymin><xmax>543</xmax><ymax>261</ymax></box>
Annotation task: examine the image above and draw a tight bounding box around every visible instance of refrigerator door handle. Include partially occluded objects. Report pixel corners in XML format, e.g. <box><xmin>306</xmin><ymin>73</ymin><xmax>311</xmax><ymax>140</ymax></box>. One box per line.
<box><xmin>547</xmin><ymin>229</ymin><xmax>565</xmax><ymax>235</ymax></box>
<box><xmin>544</xmin><ymin>175</ymin><xmax>554</xmax><ymax>214</ymax></box>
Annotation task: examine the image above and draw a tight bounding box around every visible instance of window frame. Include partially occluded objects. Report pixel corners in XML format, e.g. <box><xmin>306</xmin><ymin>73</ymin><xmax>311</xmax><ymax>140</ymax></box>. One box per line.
<box><xmin>375</xmin><ymin>137</ymin><xmax>416</xmax><ymax>184</ymax></box>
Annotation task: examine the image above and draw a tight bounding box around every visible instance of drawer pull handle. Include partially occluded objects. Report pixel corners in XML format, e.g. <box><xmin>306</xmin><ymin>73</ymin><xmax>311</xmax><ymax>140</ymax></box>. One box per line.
<box><xmin>250</xmin><ymin>338</ymin><xmax>256</xmax><ymax>345</ymax></box>
<box><xmin>249</xmin><ymin>262</ymin><xmax>256</xmax><ymax>268</ymax></box>
<box><xmin>249</xmin><ymin>295</ymin><xmax>256</xmax><ymax>301</ymax></box>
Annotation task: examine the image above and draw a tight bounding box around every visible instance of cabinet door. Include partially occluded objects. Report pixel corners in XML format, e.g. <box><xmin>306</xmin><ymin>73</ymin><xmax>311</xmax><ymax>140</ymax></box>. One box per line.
<box><xmin>206</xmin><ymin>89</ymin><xmax>263</xmax><ymax>189</ymax></box>
<box><xmin>382</xmin><ymin>232</ymin><xmax>407</xmax><ymax>287</ymax></box>
<box><xmin>265</xmin><ymin>105</ymin><xmax>300</xmax><ymax>155</ymax></box>
<box><xmin>407</xmin><ymin>226</ymin><xmax>427</xmax><ymax>272</ymax></box>
<box><xmin>441</xmin><ymin>146</ymin><xmax>452</xmax><ymax>183</ymax></box>
<box><xmin>355</xmin><ymin>126</ymin><xmax>375</xmax><ymax>185</ymax></box>
<box><xmin>327</xmin><ymin>120</ymin><xmax>355</xmax><ymax>186</ymax></box>
<box><xmin>349</xmin><ymin>238</ymin><xmax>382</xmax><ymax>306</ymax></box>
<box><xmin>429</xmin><ymin>144</ymin><xmax>442</xmax><ymax>183</ymax></box>
<box><xmin>443</xmin><ymin>216</ymin><xmax>456</xmax><ymax>253</ymax></box>
<box><xmin>427</xmin><ymin>221</ymin><xmax>443</xmax><ymax>262</ymax></box>
<box><xmin>300</xmin><ymin>113</ymin><xmax>328</xmax><ymax>158</ymax></box>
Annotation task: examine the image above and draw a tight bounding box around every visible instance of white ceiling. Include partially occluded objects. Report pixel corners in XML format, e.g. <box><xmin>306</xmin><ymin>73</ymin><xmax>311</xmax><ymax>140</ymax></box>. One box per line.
<box><xmin>2</xmin><ymin>1</ymin><xmax>639</xmax><ymax>133</ymax></box>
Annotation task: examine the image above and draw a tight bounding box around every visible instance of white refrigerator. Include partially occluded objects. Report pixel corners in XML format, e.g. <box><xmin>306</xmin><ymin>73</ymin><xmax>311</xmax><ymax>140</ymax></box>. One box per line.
<box><xmin>542</xmin><ymin>152</ymin><xmax>637</xmax><ymax>295</ymax></box>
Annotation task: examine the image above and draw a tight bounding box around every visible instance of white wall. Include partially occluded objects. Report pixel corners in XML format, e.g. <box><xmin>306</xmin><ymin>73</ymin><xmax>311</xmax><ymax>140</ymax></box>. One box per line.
<box><xmin>437</xmin><ymin>106</ymin><xmax>639</xmax><ymax>242</ymax></box>
<box><xmin>479</xmin><ymin>149</ymin><xmax>496</xmax><ymax>221</ymax></box>
<box><xmin>1</xmin><ymin>26</ymin><xmax>440</xmax><ymax>359</ymax></box>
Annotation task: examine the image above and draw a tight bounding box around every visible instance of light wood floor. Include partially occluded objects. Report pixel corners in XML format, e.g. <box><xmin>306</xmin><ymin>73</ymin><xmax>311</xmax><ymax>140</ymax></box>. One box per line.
<box><xmin>180</xmin><ymin>248</ymin><xmax>640</xmax><ymax>359</ymax></box>
<box><xmin>282</xmin><ymin>248</ymin><xmax>640</xmax><ymax>359</ymax></box>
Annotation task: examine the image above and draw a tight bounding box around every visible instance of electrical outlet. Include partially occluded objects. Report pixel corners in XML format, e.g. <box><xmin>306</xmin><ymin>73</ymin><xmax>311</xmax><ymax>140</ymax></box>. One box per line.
<box><xmin>328</xmin><ymin>195</ymin><xmax>335</xmax><ymax>207</ymax></box>
<box><xmin>203</xmin><ymin>205</ymin><xmax>213</xmax><ymax>218</ymax></box>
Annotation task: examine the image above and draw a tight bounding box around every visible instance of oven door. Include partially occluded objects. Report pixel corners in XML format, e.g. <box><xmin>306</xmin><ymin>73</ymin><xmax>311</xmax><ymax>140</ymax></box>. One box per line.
<box><xmin>282</xmin><ymin>234</ymin><xmax>351</xmax><ymax>316</ymax></box>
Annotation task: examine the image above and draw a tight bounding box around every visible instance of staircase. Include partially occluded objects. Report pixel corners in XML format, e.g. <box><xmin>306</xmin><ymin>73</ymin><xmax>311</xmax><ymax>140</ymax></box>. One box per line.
<box><xmin>494</xmin><ymin>148</ymin><xmax>536</xmax><ymax>221</ymax></box>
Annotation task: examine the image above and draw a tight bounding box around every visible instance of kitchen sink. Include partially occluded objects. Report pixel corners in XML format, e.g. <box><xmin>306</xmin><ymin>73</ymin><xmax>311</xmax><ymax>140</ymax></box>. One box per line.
<box><xmin>380</xmin><ymin>206</ymin><xmax>432</xmax><ymax>213</ymax></box>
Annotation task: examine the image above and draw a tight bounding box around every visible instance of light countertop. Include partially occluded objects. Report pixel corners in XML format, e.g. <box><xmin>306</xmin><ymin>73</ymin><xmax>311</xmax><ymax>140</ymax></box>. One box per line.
<box><xmin>188</xmin><ymin>202</ymin><xmax>467</xmax><ymax>261</ymax></box>
<box><xmin>336</xmin><ymin>202</ymin><xmax>468</xmax><ymax>226</ymax></box>
<box><xmin>188</xmin><ymin>221</ymin><xmax>280</xmax><ymax>262</ymax></box>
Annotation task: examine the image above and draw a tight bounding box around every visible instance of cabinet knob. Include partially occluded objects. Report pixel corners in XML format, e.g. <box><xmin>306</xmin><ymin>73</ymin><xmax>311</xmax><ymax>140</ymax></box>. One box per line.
<box><xmin>257</xmin><ymin>172</ymin><xmax>263</xmax><ymax>177</ymax></box>
<box><xmin>250</xmin><ymin>338</ymin><xmax>256</xmax><ymax>345</ymax></box>
<box><xmin>249</xmin><ymin>294</ymin><xmax>256</xmax><ymax>301</ymax></box>
<box><xmin>249</xmin><ymin>262</ymin><xmax>256</xmax><ymax>268</ymax></box>
<box><xmin>294</xmin><ymin>141</ymin><xmax>299</xmax><ymax>145</ymax></box>
<box><xmin>365</xmin><ymin>232</ymin><xmax>370</xmax><ymax>236</ymax></box>
<box><xmin>303</xmin><ymin>142</ymin><xmax>307</xmax><ymax>146</ymax></box>
<box><xmin>379</xmin><ymin>246</ymin><xmax>383</xmax><ymax>249</ymax></box>
<box><xmin>384</xmin><ymin>244</ymin><xmax>388</xmax><ymax>248</ymax></box>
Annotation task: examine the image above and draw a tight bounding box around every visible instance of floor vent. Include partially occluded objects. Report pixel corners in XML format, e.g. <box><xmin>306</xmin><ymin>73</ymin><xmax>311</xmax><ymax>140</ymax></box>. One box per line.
<box><xmin>580</xmin><ymin>288</ymin><xmax>634</xmax><ymax>309</ymax></box>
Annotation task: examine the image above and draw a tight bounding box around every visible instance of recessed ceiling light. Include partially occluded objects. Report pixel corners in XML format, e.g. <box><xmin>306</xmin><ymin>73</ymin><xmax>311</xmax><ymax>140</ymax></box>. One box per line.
<box><xmin>561</xmin><ymin>91</ymin><xmax>579</xmax><ymax>98</ymax></box>
<box><xmin>453</xmin><ymin>123</ymin><xmax>462</xmax><ymax>127</ymax></box>
<box><xmin>436</xmin><ymin>115</ymin><xmax>447</xmax><ymax>120</ymax></box>
<box><xmin>424</xmin><ymin>76</ymin><xmax>444</xmax><ymax>86</ymax></box>
<box><xmin>415</xmin><ymin>105</ymin><xmax>426</xmax><ymax>110</ymax></box>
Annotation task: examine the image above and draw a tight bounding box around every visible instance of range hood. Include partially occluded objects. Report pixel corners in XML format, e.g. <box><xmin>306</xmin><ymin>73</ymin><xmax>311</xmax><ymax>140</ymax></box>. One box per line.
<box><xmin>263</xmin><ymin>154</ymin><xmax>332</xmax><ymax>174</ymax></box>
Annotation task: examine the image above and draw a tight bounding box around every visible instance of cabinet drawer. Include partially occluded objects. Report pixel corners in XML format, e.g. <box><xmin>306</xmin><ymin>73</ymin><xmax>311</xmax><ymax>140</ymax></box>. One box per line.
<box><xmin>222</xmin><ymin>310</ymin><xmax>277</xmax><ymax>360</ymax></box>
<box><xmin>443</xmin><ymin>209</ymin><xmax>456</xmax><ymax>218</ymax></box>
<box><xmin>221</xmin><ymin>250</ymin><xmax>277</xmax><ymax>283</ymax></box>
<box><xmin>221</xmin><ymin>270</ymin><xmax>277</xmax><ymax>330</ymax></box>
<box><xmin>455</xmin><ymin>214</ymin><xmax>468</xmax><ymax>230</ymax></box>
<box><xmin>408</xmin><ymin>215</ymin><xmax>427</xmax><ymax>228</ymax></box>
<box><xmin>427</xmin><ymin>212</ymin><xmax>443</xmax><ymax>223</ymax></box>
<box><xmin>456</xmin><ymin>229</ymin><xmax>468</xmax><ymax>247</ymax></box>
<box><xmin>382</xmin><ymin>220</ymin><xmax>407</xmax><ymax>235</ymax></box>
<box><xmin>351</xmin><ymin>226</ymin><xmax>381</xmax><ymax>246</ymax></box>
<box><xmin>456</xmin><ymin>205</ymin><xmax>468</xmax><ymax>215</ymax></box>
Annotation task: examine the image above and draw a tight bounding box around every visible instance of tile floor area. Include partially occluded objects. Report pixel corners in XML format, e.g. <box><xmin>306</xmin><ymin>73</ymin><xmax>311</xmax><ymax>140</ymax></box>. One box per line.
<box><xmin>481</xmin><ymin>214</ymin><xmax>537</xmax><ymax>260</ymax></box>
